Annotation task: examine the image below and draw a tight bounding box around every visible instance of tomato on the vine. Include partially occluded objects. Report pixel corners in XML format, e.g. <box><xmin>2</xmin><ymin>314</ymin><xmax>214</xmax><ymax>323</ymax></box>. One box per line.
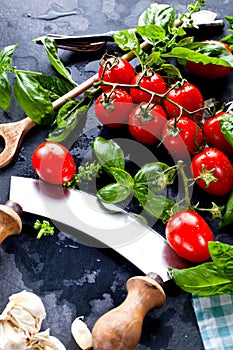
<box><xmin>129</xmin><ymin>70</ymin><xmax>167</xmax><ymax>104</ymax></box>
<box><xmin>165</xmin><ymin>210</ymin><xmax>214</xmax><ymax>263</ymax></box>
<box><xmin>32</xmin><ymin>142</ymin><xmax>76</xmax><ymax>185</ymax></box>
<box><xmin>162</xmin><ymin>117</ymin><xmax>204</xmax><ymax>158</ymax></box>
<box><xmin>191</xmin><ymin>147</ymin><xmax>233</xmax><ymax>196</ymax></box>
<box><xmin>163</xmin><ymin>81</ymin><xmax>204</xmax><ymax>122</ymax></box>
<box><xmin>128</xmin><ymin>103</ymin><xmax>167</xmax><ymax>144</ymax></box>
<box><xmin>203</xmin><ymin>111</ymin><xmax>233</xmax><ymax>158</ymax></box>
<box><xmin>95</xmin><ymin>88</ymin><xmax>134</xmax><ymax>128</ymax></box>
<box><xmin>98</xmin><ymin>56</ymin><xmax>135</xmax><ymax>91</ymax></box>
<box><xmin>186</xmin><ymin>40</ymin><xmax>232</xmax><ymax>79</ymax></box>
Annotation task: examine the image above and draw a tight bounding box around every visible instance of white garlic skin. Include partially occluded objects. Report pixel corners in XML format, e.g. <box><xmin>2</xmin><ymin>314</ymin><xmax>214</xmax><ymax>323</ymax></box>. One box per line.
<box><xmin>71</xmin><ymin>317</ymin><xmax>92</xmax><ymax>350</ymax></box>
<box><xmin>0</xmin><ymin>320</ymin><xmax>27</xmax><ymax>350</ymax></box>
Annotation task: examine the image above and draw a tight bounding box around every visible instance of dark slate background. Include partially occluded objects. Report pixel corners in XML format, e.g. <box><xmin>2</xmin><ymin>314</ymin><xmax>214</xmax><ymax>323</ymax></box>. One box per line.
<box><xmin>0</xmin><ymin>0</ymin><xmax>233</xmax><ymax>349</ymax></box>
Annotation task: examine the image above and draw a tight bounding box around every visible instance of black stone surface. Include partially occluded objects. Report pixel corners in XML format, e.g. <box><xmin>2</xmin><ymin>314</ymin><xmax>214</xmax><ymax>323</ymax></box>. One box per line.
<box><xmin>0</xmin><ymin>0</ymin><xmax>233</xmax><ymax>349</ymax></box>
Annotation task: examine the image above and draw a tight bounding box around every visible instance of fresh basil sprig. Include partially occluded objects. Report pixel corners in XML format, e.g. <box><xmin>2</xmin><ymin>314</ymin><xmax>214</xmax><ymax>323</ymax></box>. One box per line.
<box><xmin>92</xmin><ymin>137</ymin><xmax>177</xmax><ymax>220</ymax></box>
<box><xmin>0</xmin><ymin>44</ymin><xmax>17</xmax><ymax>110</ymax></box>
<box><xmin>169</xmin><ymin>241</ymin><xmax>233</xmax><ymax>296</ymax></box>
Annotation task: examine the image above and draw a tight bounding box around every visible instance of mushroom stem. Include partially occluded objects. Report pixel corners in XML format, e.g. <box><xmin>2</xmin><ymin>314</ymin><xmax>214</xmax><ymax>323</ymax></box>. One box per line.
<box><xmin>0</xmin><ymin>201</ymin><xmax>23</xmax><ymax>244</ymax></box>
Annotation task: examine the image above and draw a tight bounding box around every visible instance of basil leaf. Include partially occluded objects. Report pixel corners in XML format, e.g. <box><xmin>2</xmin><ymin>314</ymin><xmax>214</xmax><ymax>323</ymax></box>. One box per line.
<box><xmin>165</xmin><ymin>46</ymin><xmax>233</xmax><ymax>67</ymax></box>
<box><xmin>169</xmin><ymin>263</ymin><xmax>233</xmax><ymax>296</ymax></box>
<box><xmin>114</xmin><ymin>29</ymin><xmax>141</xmax><ymax>54</ymax></box>
<box><xmin>0</xmin><ymin>44</ymin><xmax>16</xmax><ymax>72</ymax></box>
<box><xmin>98</xmin><ymin>183</ymin><xmax>132</xmax><ymax>204</ymax></box>
<box><xmin>225</xmin><ymin>15</ymin><xmax>233</xmax><ymax>28</ymax></box>
<box><xmin>0</xmin><ymin>73</ymin><xmax>11</xmax><ymax>110</ymax></box>
<box><xmin>138</xmin><ymin>3</ymin><xmax>175</xmax><ymax>31</ymax></box>
<box><xmin>107</xmin><ymin>167</ymin><xmax>134</xmax><ymax>186</ymax></box>
<box><xmin>135</xmin><ymin>24</ymin><xmax>166</xmax><ymax>42</ymax></box>
<box><xmin>219</xmin><ymin>113</ymin><xmax>233</xmax><ymax>146</ymax></box>
<box><xmin>14</xmin><ymin>72</ymin><xmax>54</xmax><ymax>125</ymax></box>
<box><xmin>93</xmin><ymin>137</ymin><xmax>125</xmax><ymax>170</ymax></box>
<box><xmin>39</xmin><ymin>37</ymin><xmax>76</xmax><ymax>85</ymax></box>
<box><xmin>220</xmin><ymin>191</ymin><xmax>233</xmax><ymax>228</ymax></box>
<box><xmin>135</xmin><ymin>189</ymin><xmax>175</xmax><ymax>219</ymax></box>
<box><xmin>134</xmin><ymin>162</ymin><xmax>175</xmax><ymax>192</ymax></box>
<box><xmin>35</xmin><ymin>75</ymin><xmax>74</xmax><ymax>100</ymax></box>
<box><xmin>209</xmin><ymin>241</ymin><xmax>233</xmax><ymax>280</ymax></box>
<box><xmin>47</xmin><ymin>100</ymin><xmax>87</xmax><ymax>142</ymax></box>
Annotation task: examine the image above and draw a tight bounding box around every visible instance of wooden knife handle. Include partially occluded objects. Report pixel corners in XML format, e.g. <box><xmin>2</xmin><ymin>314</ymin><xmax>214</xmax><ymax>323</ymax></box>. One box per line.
<box><xmin>92</xmin><ymin>274</ymin><xmax>166</xmax><ymax>350</ymax></box>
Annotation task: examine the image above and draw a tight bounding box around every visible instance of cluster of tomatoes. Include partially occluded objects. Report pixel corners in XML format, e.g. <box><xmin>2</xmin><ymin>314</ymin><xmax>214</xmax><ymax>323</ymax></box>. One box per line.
<box><xmin>94</xmin><ymin>49</ymin><xmax>233</xmax><ymax>263</ymax></box>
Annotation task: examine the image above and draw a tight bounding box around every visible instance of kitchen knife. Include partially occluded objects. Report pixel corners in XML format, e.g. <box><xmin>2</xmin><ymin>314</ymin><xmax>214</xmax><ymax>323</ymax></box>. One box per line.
<box><xmin>9</xmin><ymin>176</ymin><xmax>190</xmax><ymax>280</ymax></box>
<box><xmin>9</xmin><ymin>176</ymin><xmax>191</xmax><ymax>350</ymax></box>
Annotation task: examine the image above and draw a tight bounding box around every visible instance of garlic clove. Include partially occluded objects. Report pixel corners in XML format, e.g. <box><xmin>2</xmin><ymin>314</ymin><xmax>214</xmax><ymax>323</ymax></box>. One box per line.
<box><xmin>30</xmin><ymin>334</ymin><xmax>67</xmax><ymax>350</ymax></box>
<box><xmin>71</xmin><ymin>316</ymin><xmax>92</xmax><ymax>350</ymax></box>
<box><xmin>0</xmin><ymin>320</ymin><xmax>27</xmax><ymax>350</ymax></box>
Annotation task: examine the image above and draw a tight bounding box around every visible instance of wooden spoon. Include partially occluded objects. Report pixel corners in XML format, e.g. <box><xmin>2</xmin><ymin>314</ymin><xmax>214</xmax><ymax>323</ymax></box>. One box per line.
<box><xmin>0</xmin><ymin>74</ymin><xmax>98</xmax><ymax>168</ymax></box>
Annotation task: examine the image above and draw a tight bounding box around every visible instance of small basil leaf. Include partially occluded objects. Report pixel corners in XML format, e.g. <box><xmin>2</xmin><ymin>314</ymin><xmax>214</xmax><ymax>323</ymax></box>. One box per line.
<box><xmin>93</xmin><ymin>137</ymin><xmax>125</xmax><ymax>170</ymax></box>
<box><xmin>35</xmin><ymin>75</ymin><xmax>74</xmax><ymax>100</ymax></box>
<box><xmin>135</xmin><ymin>189</ymin><xmax>175</xmax><ymax>219</ymax></box>
<box><xmin>39</xmin><ymin>37</ymin><xmax>76</xmax><ymax>85</ymax></box>
<box><xmin>135</xmin><ymin>24</ymin><xmax>166</xmax><ymax>42</ymax></box>
<box><xmin>219</xmin><ymin>191</ymin><xmax>233</xmax><ymax>228</ymax></box>
<box><xmin>14</xmin><ymin>72</ymin><xmax>54</xmax><ymax>125</ymax></box>
<box><xmin>219</xmin><ymin>113</ymin><xmax>233</xmax><ymax>146</ymax></box>
<box><xmin>97</xmin><ymin>183</ymin><xmax>132</xmax><ymax>204</ymax></box>
<box><xmin>138</xmin><ymin>3</ymin><xmax>175</xmax><ymax>31</ymax></box>
<box><xmin>107</xmin><ymin>167</ymin><xmax>134</xmax><ymax>186</ymax></box>
<box><xmin>169</xmin><ymin>262</ymin><xmax>233</xmax><ymax>296</ymax></box>
<box><xmin>209</xmin><ymin>241</ymin><xmax>233</xmax><ymax>280</ymax></box>
<box><xmin>114</xmin><ymin>29</ymin><xmax>140</xmax><ymax>54</ymax></box>
<box><xmin>0</xmin><ymin>44</ymin><xmax>17</xmax><ymax>72</ymax></box>
<box><xmin>165</xmin><ymin>46</ymin><xmax>233</xmax><ymax>67</ymax></box>
<box><xmin>0</xmin><ymin>73</ymin><xmax>11</xmax><ymax>110</ymax></box>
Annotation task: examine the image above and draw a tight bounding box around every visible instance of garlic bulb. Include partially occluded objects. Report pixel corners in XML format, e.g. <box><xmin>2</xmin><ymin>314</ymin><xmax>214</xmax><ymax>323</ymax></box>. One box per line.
<box><xmin>71</xmin><ymin>316</ymin><xmax>92</xmax><ymax>350</ymax></box>
<box><xmin>1</xmin><ymin>290</ymin><xmax>46</xmax><ymax>335</ymax></box>
<box><xmin>0</xmin><ymin>290</ymin><xmax>66</xmax><ymax>350</ymax></box>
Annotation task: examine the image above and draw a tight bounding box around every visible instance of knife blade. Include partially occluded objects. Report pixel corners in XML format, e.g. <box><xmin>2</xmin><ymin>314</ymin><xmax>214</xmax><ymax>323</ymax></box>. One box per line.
<box><xmin>9</xmin><ymin>176</ymin><xmax>190</xmax><ymax>281</ymax></box>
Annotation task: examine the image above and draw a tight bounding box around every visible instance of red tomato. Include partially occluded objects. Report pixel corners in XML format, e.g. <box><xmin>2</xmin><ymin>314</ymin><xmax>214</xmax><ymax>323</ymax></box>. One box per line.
<box><xmin>191</xmin><ymin>147</ymin><xmax>233</xmax><ymax>196</ymax></box>
<box><xmin>163</xmin><ymin>81</ymin><xmax>204</xmax><ymax>122</ymax></box>
<box><xmin>32</xmin><ymin>142</ymin><xmax>76</xmax><ymax>185</ymax></box>
<box><xmin>130</xmin><ymin>70</ymin><xmax>167</xmax><ymax>104</ymax></box>
<box><xmin>162</xmin><ymin>117</ymin><xmax>204</xmax><ymax>158</ymax></box>
<box><xmin>128</xmin><ymin>103</ymin><xmax>167</xmax><ymax>144</ymax></box>
<box><xmin>186</xmin><ymin>40</ymin><xmax>232</xmax><ymax>79</ymax></box>
<box><xmin>98</xmin><ymin>57</ymin><xmax>135</xmax><ymax>91</ymax></box>
<box><xmin>203</xmin><ymin>111</ymin><xmax>233</xmax><ymax>158</ymax></box>
<box><xmin>165</xmin><ymin>210</ymin><xmax>214</xmax><ymax>263</ymax></box>
<box><xmin>95</xmin><ymin>88</ymin><xmax>133</xmax><ymax>128</ymax></box>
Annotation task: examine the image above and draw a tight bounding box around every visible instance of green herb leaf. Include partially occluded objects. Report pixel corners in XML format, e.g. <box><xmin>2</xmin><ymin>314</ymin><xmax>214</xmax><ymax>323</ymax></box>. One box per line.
<box><xmin>135</xmin><ymin>24</ymin><xmax>166</xmax><ymax>42</ymax></box>
<box><xmin>107</xmin><ymin>167</ymin><xmax>134</xmax><ymax>186</ymax></box>
<box><xmin>220</xmin><ymin>191</ymin><xmax>233</xmax><ymax>228</ymax></box>
<box><xmin>0</xmin><ymin>73</ymin><xmax>11</xmax><ymax>110</ymax></box>
<box><xmin>169</xmin><ymin>262</ymin><xmax>233</xmax><ymax>296</ymax></box>
<box><xmin>97</xmin><ymin>183</ymin><xmax>132</xmax><ymax>204</ymax></box>
<box><xmin>14</xmin><ymin>72</ymin><xmax>54</xmax><ymax>125</ymax></box>
<box><xmin>114</xmin><ymin>29</ymin><xmax>140</xmax><ymax>54</ymax></box>
<box><xmin>39</xmin><ymin>37</ymin><xmax>76</xmax><ymax>85</ymax></box>
<box><xmin>209</xmin><ymin>241</ymin><xmax>233</xmax><ymax>280</ymax></box>
<box><xmin>219</xmin><ymin>113</ymin><xmax>233</xmax><ymax>146</ymax></box>
<box><xmin>93</xmin><ymin>137</ymin><xmax>125</xmax><ymax>170</ymax></box>
<box><xmin>134</xmin><ymin>162</ymin><xmax>176</xmax><ymax>192</ymax></box>
<box><xmin>0</xmin><ymin>44</ymin><xmax>16</xmax><ymax>72</ymax></box>
<box><xmin>138</xmin><ymin>3</ymin><xmax>175</xmax><ymax>31</ymax></box>
<box><xmin>35</xmin><ymin>75</ymin><xmax>74</xmax><ymax>100</ymax></box>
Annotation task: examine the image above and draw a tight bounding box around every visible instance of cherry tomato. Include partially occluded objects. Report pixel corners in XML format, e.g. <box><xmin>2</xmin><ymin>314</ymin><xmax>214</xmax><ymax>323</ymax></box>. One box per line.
<box><xmin>162</xmin><ymin>117</ymin><xmax>204</xmax><ymax>158</ymax></box>
<box><xmin>128</xmin><ymin>103</ymin><xmax>167</xmax><ymax>144</ymax></box>
<box><xmin>203</xmin><ymin>111</ymin><xmax>233</xmax><ymax>158</ymax></box>
<box><xmin>163</xmin><ymin>81</ymin><xmax>204</xmax><ymax>122</ymax></box>
<box><xmin>95</xmin><ymin>88</ymin><xmax>134</xmax><ymax>128</ymax></box>
<box><xmin>186</xmin><ymin>40</ymin><xmax>232</xmax><ymax>79</ymax></box>
<box><xmin>191</xmin><ymin>147</ymin><xmax>233</xmax><ymax>196</ymax></box>
<box><xmin>32</xmin><ymin>142</ymin><xmax>76</xmax><ymax>185</ymax></box>
<box><xmin>165</xmin><ymin>210</ymin><xmax>214</xmax><ymax>263</ymax></box>
<box><xmin>130</xmin><ymin>70</ymin><xmax>167</xmax><ymax>104</ymax></box>
<box><xmin>98</xmin><ymin>57</ymin><xmax>135</xmax><ymax>91</ymax></box>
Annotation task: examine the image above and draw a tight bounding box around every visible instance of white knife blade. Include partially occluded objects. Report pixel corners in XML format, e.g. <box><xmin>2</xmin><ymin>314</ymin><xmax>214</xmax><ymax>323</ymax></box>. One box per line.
<box><xmin>9</xmin><ymin>176</ymin><xmax>190</xmax><ymax>281</ymax></box>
